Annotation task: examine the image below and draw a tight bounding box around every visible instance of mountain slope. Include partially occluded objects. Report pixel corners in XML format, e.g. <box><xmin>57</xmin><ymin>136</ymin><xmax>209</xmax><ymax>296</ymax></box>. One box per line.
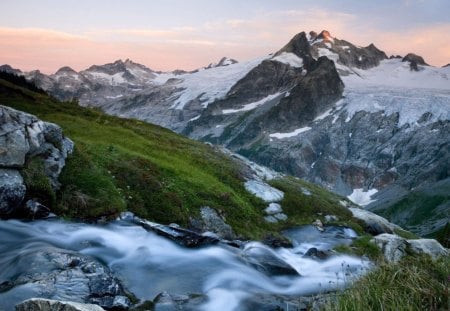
<box><xmin>0</xmin><ymin>76</ymin><xmax>362</xmax><ymax>239</ymax></box>
<box><xmin>3</xmin><ymin>30</ymin><xmax>449</xmax><ymax>237</ymax></box>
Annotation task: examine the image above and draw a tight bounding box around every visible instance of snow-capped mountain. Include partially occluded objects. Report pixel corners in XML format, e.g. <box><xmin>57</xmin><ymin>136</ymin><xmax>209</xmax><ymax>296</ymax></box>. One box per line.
<box><xmin>2</xmin><ymin>30</ymin><xmax>449</xmax><ymax>236</ymax></box>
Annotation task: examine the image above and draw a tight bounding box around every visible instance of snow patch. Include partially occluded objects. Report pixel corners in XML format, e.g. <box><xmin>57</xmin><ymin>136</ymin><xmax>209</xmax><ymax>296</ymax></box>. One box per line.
<box><xmin>272</xmin><ymin>52</ymin><xmax>304</xmax><ymax>68</ymax></box>
<box><xmin>222</xmin><ymin>92</ymin><xmax>281</xmax><ymax>114</ymax></box>
<box><xmin>314</xmin><ymin>109</ymin><xmax>333</xmax><ymax>121</ymax></box>
<box><xmin>189</xmin><ymin>115</ymin><xmax>201</xmax><ymax>122</ymax></box>
<box><xmin>269</xmin><ymin>127</ymin><xmax>312</xmax><ymax>139</ymax></box>
<box><xmin>347</xmin><ymin>188</ymin><xmax>378</xmax><ymax>206</ymax></box>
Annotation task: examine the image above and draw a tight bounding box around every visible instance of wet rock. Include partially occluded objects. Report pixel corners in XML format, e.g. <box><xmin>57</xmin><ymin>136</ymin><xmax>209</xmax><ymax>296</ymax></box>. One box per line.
<box><xmin>0</xmin><ymin>169</ymin><xmax>26</xmax><ymax>215</ymax></box>
<box><xmin>24</xmin><ymin>199</ymin><xmax>50</xmax><ymax>219</ymax></box>
<box><xmin>189</xmin><ymin>206</ymin><xmax>235</xmax><ymax>240</ymax></box>
<box><xmin>303</xmin><ymin>247</ymin><xmax>330</xmax><ymax>260</ymax></box>
<box><xmin>152</xmin><ymin>292</ymin><xmax>205</xmax><ymax>310</ymax></box>
<box><xmin>5</xmin><ymin>249</ymin><xmax>131</xmax><ymax>310</ymax></box>
<box><xmin>16</xmin><ymin>298</ymin><xmax>105</xmax><ymax>311</ymax></box>
<box><xmin>136</xmin><ymin>219</ymin><xmax>219</xmax><ymax>248</ymax></box>
<box><xmin>312</xmin><ymin>219</ymin><xmax>324</xmax><ymax>232</ymax></box>
<box><xmin>262</xmin><ymin>234</ymin><xmax>293</xmax><ymax>248</ymax></box>
<box><xmin>241</xmin><ymin>242</ymin><xmax>299</xmax><ymax>276</ymax></box>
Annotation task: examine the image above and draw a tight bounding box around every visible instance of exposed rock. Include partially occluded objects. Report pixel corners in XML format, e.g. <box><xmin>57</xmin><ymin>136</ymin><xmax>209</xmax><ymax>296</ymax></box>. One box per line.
<box><xmin>262</xmin><ymin>234</ymin><xmax>293</xmax><ymax>248</ymax></box>
<box><xmin>402</xmin><ymin>53</ymin><xmax>428</xmax><ymax>66</ymax></box>
<box><xmin>303</xmin><ymin>247</ymin><xmax>330</xmax><ymax>260</ymax></box>
<box><xmin>264</xmin><ymin>215</ymin><xmax>278</xmax><ymax>223</ymax></box>
<box><xmin>241</xmin><ymin>242</ymin><xmax>299</xmax><ymax>276</ymax></box>
<box><xmin>0</xmin><ymin>169</ymin><xmax>26</xmax><ymax>215</ymax></box>
<box><xmin>372</xmin><ymin>233</ymin><xmax>407</xmax><ymax>262</ymax></box>
<box><xmin>152</xmin><ymin>291</ymin><xmax>205</xmax><ymax>310</ymax></box>
<box><xmin>6</xmin><ymin>249</ymin><xmax>131</xmax><ymax>309</ymax></box>
<box><xmin>273</xmin><ymin>213</ymin><xmax>288</xmax><ymax>221</ymax></box>
<box><xmin>324</xmin><ymin>215</ymin><xmax>338</xmax><ymax>223</ymax></box>
<box><xmin>136</xmin><ymin>218</ymin><xmax>219</xmax><ymax>248</ymax></box>
<box><xmin>312</xmin><ymin>219</ymin><xmax>324</xmax><ymax>232</ymax></box>
<box><xmin>244</xmin><ymin>180</ymin><xmax>284</xmax><ymax>202</ymax></box>
<box><xmin>16</xmin><ymin>298</ymin><xmax>105</xmax><ymax>311</ymax></box>
<box><xmin>349</xmin><ymin>207</ymin><xmax>401</xmax><ymax>235</ymax></box>
<box><xmin>407</xmin><ymin>239</ymin><xmax>449</xmax><ymax>259</ymax></box>
<box><xmin>24</xmin><ymin>199</ymin><xmax>50</xmax><ymax>219</ymax></box>
<box><xmin>264</xmin><ymin>203</ymin><xmax>282</xmax><ymax>215</ymax></box>
<box><xmin>0</xmin><ymin>105</ymin><xmax>73</xmax><ymax>217</ymax></box>
<box><xmin>190</xmin><ymin>206</ymin><xmax>235</xmax><ymax>240</ymax></box>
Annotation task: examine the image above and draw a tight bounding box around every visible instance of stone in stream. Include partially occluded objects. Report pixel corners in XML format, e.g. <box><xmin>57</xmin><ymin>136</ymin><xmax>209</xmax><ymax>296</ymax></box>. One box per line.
<box><xmin>16</xmin><ymin>298</ymin><xmax>105</xmax><ymax>311</ymax></box>
<box><xmin>189</xmin><ymin>206</ymin><xmax>235</xmax><ymax>240</ymax></box>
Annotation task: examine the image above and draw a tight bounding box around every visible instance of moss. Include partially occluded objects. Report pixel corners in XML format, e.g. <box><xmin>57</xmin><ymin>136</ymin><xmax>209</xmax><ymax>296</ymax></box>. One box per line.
<box><xmin>21</xmin><ymin>157</ymin><xmax>56</xmax><ymax>208</ymax></box>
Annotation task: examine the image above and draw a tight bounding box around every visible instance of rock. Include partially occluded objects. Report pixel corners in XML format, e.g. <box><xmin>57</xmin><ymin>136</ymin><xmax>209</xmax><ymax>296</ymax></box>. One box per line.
<box><xmin>262</xmin><ymin>234</ymin><xmax>293</xmax><ymax>248</ymax></box>
<box><xmin>191</xmin><ymin>206</ymin><xmax>235</xmax><ymax>240</ymax></box>
<box><xmin>24</xmin><ymin>199</ymin><xmax>50</xmax><ymax>219</ymax></box>
<box><xmin>6</xmin><ymin>250</ymin><xmax>131</xmax><ymax>310</ymax></box>
<box><xmin>0</xmin><ymin>105</ymin><xmax>73</xmax><ymax>217</ymax></box>
<box><xmin>241</xmin><ymin>242</ymin><xmax>299</xmax><ymax>276</ymax></box>
<box><xmin>244</xmin><ymin>180</ymin><xmax>284</xmax><ymax>202</ymax></box>
<box><xmin>152</xmin><ymin>292</ymin><xmax>205</xmax><ymax>310</ymax></box>
<box><xmin>264</xmin><ymin>215</ymin><xmax>278</xmax><ymax>223</ymax></box>
<box><xmin>372</xmin><ymin>233</ymin><xmax>407</xmax><ymax>262</ymax></box>
<box><xmin>303</xmin><ymin>247</ymin><xmax>330</xmax><ymax>260</ymax></box>
<box><xmin>273</xmin><ymin>213</ymin><xmax>288</xmax><ymax>221</ymax></box>
<box><xmin>402</xmin><ymin>53</ymin><xmax>428</xmax><ymax>66</ymax></box>
<box><xmin>407</xmin><ymin>239</ymin><xmax>449</xmax><ymax>259</ymax></box>
<box><xmin>16</xmin><ymin>298</ymin><xmax>105</xmax><ymax>311</ymax></box>
<box><xmin>373</xmin><ymin>234</ymin><xmax>449</xmax><ymax>262</ymax></box>
<box><xmin>312</xmin><ymin>219</ymin><xmax>324</xmax><ymax>231</ymax></box>
<box><xmin>0</xmin><ymin>169</ymin><xmax>26</xmax><ymax>215</ymax></box>
<box><xmin>349</xmin><ymin>207</ymin><xmax>401</xmax><ymax>235</ymax></box>
<box><xmin>324</xmin><ymin>215</ymin><xmax>338</xmax><ymax>222</ymax></box>
<box><xmin>136</xmin><ymin>219</ymin><xmax>219</xmax><ymax>248</ymax></box>
<box><xmin>264</xmin><ymin>203</ymin><xmax>282</xmax><ymax>215</ymax></box>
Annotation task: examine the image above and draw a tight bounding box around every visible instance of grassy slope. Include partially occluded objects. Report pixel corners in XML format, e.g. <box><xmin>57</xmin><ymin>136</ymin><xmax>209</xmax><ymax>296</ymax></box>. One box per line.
<box><xmin>0</xmin><ymin>78</ymin><xmax>359</xmax><ymax>239</ymax></box>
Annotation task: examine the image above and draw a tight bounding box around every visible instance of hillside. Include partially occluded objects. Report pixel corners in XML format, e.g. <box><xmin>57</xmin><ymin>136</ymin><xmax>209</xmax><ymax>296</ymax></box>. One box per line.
<box><xmin>0</xmin><ymin>76</ymin><xmax>359</xmax><ymax>239</ymax></box>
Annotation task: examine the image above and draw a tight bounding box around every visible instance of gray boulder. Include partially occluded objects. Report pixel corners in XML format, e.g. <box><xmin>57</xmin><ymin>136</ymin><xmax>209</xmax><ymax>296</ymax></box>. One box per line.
<box><xmin>372</xmin><ymin>233</ymin><xmax>407</xmax><ymax>262</ymax></box>
<box><xmin>0</xmin><ymin>105</ymin><xmax>73</xmax><ymax>217</ymax></box>
<box><xmin>0</xmin><ymin>169</ymin><xmax>26</xmax><ymax>215</ymax></box>
<box><xmin>407</xmin><ymin>239</ymin><xmax>449</xmax><ymax>259</ymax></box>
<box><xmin>196</xmin><ymin>206</ymin><xmax>235</xmax><ymax>240</ymax></box>
<box><xmin>16</xmin><ymin>298</ymin><xmax>104</xmax><ymax>311</ymax></box>
<box><xmin>349</xmin><ymin>207</ymin><xmax>401</xmax><ymax>235</ymax></box>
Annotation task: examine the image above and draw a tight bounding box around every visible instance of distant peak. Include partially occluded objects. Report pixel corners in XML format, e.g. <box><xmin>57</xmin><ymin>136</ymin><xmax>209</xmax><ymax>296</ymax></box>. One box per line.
<box><xmin>205</xmin><ymin>57</ymin><xmax>238</xmax><ymax>69</ymax></box>
<box><xmin>402</xmin><ymin>53</ymin><xmax>428</xmax><ymax>66</ymax></box>
<box><xmin>317</xmin><ymin>30</ymin><xmax>333</xmax><ymax>42</ymax></box>
<box><xmin>55</xmin><ymin>66</ymin><xmax>77</xmax><ymax>75</ymax></box>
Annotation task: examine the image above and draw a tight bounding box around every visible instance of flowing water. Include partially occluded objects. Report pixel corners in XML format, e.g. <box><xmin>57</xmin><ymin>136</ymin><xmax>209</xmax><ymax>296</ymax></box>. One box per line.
<box><xmin>0</xmin><ymin>219</ymin><xmax>371</xmax><ymax>310</ymax></box>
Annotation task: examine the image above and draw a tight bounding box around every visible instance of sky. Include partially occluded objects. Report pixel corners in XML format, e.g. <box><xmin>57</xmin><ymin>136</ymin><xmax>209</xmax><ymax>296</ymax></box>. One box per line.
<box><xmin>1</xmin><ymin>0</ymin><xmax>449</xmax><ymax>73</ymax></box>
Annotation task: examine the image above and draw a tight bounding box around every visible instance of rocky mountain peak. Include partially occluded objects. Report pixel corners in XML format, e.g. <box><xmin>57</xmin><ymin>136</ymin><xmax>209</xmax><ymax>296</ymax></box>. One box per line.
<box><xmin>205</xmin><ymin>57</ymin><xmax>239</xmax><ymax>69</ymax></box>
<box><xmin>317</xmin><ymin>30</ymin><xmax>333</xmax><ymax>42</ymax></box>
<box><xmin>54</xmin><ymin>66</ymin><xmax>78</xmax><ymax>75</ymax></box>
<box><xmin>402</xmin><ymin>53</ymin><xmax>428</xmax><ymax>66</ymax></box>
<box><xmin>274</xmin><ymin>31</ymin><xmax>315</xmax><ymax>68</ymax></box>
<box><xmin>0</xmin><ymin>64</ymin><xmax>22</xmax><ymax>75</ymax></box>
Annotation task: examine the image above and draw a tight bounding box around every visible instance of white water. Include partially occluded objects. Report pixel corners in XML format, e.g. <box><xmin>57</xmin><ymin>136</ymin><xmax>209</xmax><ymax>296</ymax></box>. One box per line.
<box><xmin>0</xmin><ymin>219</ymin><xmax>371</xmax><ymax>310</ymax></box>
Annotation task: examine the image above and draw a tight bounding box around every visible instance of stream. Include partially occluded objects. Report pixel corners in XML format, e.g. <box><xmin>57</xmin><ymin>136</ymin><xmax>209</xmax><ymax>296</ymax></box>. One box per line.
<box><xmin>0</xmin><ymin>218</ymin><xmax>371</xmax><ymax>310</ymax></box>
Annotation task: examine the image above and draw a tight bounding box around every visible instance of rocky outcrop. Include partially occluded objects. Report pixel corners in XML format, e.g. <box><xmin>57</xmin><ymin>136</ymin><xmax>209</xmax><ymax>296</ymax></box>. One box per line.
<box><xmin>349</xmin><ymin>207</ymin><xmax>401</xmax><ymax>235</ymax></box>
<box><xmin>402</xmin><ymin>53</ymin><xmax>428</xmax><ymax>66</ymax></box>
<box><xmin>372</xmin><ymin>233</ymin><xmax>449</xmax><ymax>263</ymax></box>
<box><xmin>0</xmin><ymin>105</ymin><xmax>73</xmax><ymax>217</ymax></box>
<box><xmin>16</xmin><ymin>298</ymin><xmax>105</xmax><ymax>311</ymax></box>
<box><xmin>189</xmin><ymin>206</ymin><xmax>235</xmax><ymax>240</ymax></box>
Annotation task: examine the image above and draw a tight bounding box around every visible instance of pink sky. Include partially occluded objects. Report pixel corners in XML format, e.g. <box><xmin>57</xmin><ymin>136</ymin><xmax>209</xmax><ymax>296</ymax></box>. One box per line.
<box><xmin>1</xmin><ymin>6</ymin><xmax>449</xmax><ymax>73</ymax></box>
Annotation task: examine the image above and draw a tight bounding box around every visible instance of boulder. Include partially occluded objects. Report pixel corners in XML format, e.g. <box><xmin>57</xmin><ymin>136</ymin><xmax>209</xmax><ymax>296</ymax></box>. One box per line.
<box><xmin>349</xmin><ymin>207</ymin><xmax>401</xmax><ymax>235</ymax></box>
<box><xmin>241</xmin><ymin>242</ymin><xmax>299</xmax><ymax>276</ymax></box>
<box><xmin>0</xmin><ymin>105</ymin><xmax>73</xmax><ymax>217</ymax></box>
<box><xmin>407</xmin><ymin>239</ymin><xmax>449</xmax><ymax>259</ymax></box>
<box><xmin>264</xmin><ymin>203</ymin><xmax>282</xmax><ymax>215</ymax></box>
<box><xmin>0</xmin><ymin>169</ymin><xmax>26</xmax><ymax>215</ymax></box>
<box><xmin>372</xmin><ymin>233</ymin><xmax>407</xmax><ymax>262</ymax></box>
<box><xmin>402</xmin><ymin>53</ymin><xmax>428</xmax><ymax>66</ymax></box>
<box><xmin>24</xmin><ymin>199</ymin><xmax>50</xmax><ymax>219</ymax></box>
<box><xmin>193</xmin><ymin>206</ymin><xmax>235</xmax><ymax>240</ymax></box>
<box><xmin>16</xmin><ymin>298</ymin><xmax>105</xmax><ymax>311</ymax></box>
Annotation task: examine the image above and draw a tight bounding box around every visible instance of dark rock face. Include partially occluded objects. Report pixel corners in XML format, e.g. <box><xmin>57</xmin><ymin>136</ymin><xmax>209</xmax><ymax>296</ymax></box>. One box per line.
<box><xmin>0</xmin><ymin>105</ymin><xmax>73</xmax><ymax>218</ymax></box>
<box><xmin>402</xmin><ymin>53</ymin><xmax>428</xmax><ymax>66</ymax></box>
<box><xmin>16</xmin><ymin>298</ymin><xmax>105</xmax><ymax>311</ymax></box>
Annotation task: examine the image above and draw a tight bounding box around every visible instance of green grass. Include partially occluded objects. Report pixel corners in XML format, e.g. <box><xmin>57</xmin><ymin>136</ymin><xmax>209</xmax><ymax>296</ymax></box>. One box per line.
<box><xmin>325</xmin><ymin>255</ymin><xmax>450</xmax><ymax>311</ymax></box>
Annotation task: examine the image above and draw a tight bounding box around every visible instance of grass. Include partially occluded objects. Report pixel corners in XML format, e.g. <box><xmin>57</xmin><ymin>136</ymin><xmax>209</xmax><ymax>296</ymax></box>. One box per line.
<box><xmin>334</xmin><ymin>235</ymin><xmax>382</xmax><ymax>261</ymax></box>
<box><xmin>325</xmin><ymin>255</ymin><xmax>450</xmax><ymax>311</ymax></box>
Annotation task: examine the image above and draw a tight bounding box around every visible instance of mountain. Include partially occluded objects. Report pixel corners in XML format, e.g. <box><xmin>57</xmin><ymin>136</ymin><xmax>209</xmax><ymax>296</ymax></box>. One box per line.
<box><xmin>2</xmin><ymin>30</ymin><xmax>449</xmax><ymax>236</ymax></box>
